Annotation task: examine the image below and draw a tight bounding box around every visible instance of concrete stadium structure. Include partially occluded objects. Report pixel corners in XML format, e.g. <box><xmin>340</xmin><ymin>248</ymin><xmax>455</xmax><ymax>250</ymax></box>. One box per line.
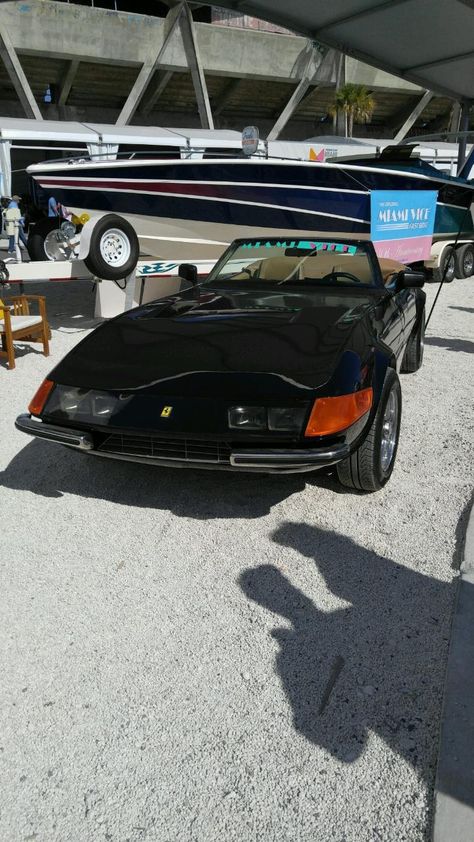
<box><xmin>0</xmin><ymin>0</ymin><xmax>466</xmax><ymax>140</ymax></box>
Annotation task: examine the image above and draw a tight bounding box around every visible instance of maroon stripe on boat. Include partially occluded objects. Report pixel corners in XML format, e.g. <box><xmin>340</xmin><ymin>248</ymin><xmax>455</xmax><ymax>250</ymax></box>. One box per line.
<box><xmin>38</xmin><ymin>179</ymin><xmax>237</xmax><ymax>199</ymax></box>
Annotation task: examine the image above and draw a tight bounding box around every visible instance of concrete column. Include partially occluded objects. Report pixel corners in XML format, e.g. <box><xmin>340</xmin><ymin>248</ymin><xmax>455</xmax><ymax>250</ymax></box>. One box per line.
<box><xmin>448</xmin><ymin>101</ymin><xmax>461</xmax><ymax>135</ymax></box>
<box><xmin>457</xmin><ymin>101</ymin><xmax>471</xmax><ymax>173</ymax></box>
<box><xmin>0</xmin><ymin>23</ymin><xmax>41</xmax><ymax>119</ymax></box>
<box><xmin>116</xmin><ymin>4</ymin><xmax>183</xmax><ymax>126</ymax></box>
<box><xmin>179</xmin><ymin>4</ymin><xmax>214</xmax><ymax>130</ymax></box>
<box><xmin>214</xmin><ymin>78</ymin><xmax>241</xmax><ymax>118</ymax></box>
<box><xmin>393</xmin><ymin>90</ymin><xmax>434</xmax><ymax>142</ymax></box>
<box><xmin>140</xmin><ymin>70</ymin><xmax>174</xmax><ymax>117</ymax></box>
<box><xmin>58</xmin><ymin>59</ymin><xmax>80</xmax><ymax>107</ymax></box>
<box><xmin>333</xmin><ymin>52</ymin><xmax>346</xmax><ymax>136</ymax></box>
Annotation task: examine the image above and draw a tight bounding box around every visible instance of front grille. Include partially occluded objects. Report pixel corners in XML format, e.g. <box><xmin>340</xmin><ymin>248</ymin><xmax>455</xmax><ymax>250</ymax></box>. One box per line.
<box><xmin>97</xmin><ymin>432</ymin><xmax>232</xmax><ymax>464</ymax></box>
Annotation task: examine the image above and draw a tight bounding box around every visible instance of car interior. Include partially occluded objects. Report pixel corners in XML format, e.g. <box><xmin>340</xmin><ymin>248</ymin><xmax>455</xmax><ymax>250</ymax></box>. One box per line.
<box><xmin>230</xmin><ymin>253</ymin><xmax>375</xmax><ymax>285</ymax></box>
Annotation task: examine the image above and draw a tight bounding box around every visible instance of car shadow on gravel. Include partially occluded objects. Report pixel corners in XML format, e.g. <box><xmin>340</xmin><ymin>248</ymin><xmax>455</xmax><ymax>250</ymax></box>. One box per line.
<box><xmin>0</xmin><ymin>438</ymin><xmax>313</xmax><ymax>519</ymax></box>
<box><xmin>239</xmin><ymin>521</ymin><xmax>469</xmax><ymax>808</ymax></box>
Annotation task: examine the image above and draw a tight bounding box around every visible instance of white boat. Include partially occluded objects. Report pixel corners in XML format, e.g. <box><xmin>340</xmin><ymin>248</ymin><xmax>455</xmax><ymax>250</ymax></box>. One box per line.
<box><xmin>28</xmin><ymin>135</ymin><xmax>474</xmax><ymax>260</ymax></box>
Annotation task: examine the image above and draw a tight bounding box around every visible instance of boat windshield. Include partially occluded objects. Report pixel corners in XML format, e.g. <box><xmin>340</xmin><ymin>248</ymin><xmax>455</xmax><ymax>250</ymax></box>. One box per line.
<box><xmin>204</xmin><ymin>238</ymin><xmax>378</xmax><ymax>288</ymax></box>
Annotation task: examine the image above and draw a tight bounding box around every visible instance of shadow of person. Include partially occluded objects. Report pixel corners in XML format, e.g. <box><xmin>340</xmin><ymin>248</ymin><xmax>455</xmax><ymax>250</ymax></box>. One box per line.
<box><xmin>449</xmin><ymin>306</ymin><xmax>474</xmax><ymax>315</ymax></box>
<box><xmin>0</xmin><ymin>438</ymin><xmax>307</xmax><ymax>520</ymax></box>
<box><xmin>239</xmin><ymin>522</ymin><xmax>457</xmax><ymax>790</ymax></box>
<box><xmin>425</xmin><ymin>336</ymin><xmax>474</xmax><ymax>354</ymax></box>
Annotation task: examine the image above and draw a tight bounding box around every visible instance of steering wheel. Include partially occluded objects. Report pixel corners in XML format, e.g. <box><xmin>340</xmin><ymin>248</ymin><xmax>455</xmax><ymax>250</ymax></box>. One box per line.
<box><xmin>320</xmin><ymin>271</ymin><xmax>362</xmax><ymax>284</ymax></box>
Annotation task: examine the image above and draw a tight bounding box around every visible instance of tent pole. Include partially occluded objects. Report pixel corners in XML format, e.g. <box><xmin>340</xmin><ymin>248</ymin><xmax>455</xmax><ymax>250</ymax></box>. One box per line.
<box><xmin>457</xmin><ymin>101</ymin><xmax>470</xmax><ymax>174</ymax></box>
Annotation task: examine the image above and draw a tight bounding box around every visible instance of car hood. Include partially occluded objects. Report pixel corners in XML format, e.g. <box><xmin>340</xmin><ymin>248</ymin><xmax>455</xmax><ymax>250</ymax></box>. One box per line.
<box><xmin>50</xmin><ymin>287</ymin><xmax>378</xmax><ymax>399</ymax></box>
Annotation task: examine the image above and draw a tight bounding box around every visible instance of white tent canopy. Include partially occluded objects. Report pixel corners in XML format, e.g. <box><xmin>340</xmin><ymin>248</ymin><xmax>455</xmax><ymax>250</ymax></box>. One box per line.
<box><xmin>0</xmin><ymin>117</ymin><xmax>245</xmax><ymax>148</ymax></box>
<box><xmin>206</xmin><ymin>0</ymin><xmax>474</xmax><ymax>102</ymax></box>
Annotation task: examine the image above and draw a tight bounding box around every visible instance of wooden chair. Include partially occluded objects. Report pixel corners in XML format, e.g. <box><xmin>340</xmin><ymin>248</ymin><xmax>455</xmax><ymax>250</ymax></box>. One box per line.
<box><xmin>0</xmin><ymin>294</ymin><xmax>50</xmax><ymax>370</ymax></box>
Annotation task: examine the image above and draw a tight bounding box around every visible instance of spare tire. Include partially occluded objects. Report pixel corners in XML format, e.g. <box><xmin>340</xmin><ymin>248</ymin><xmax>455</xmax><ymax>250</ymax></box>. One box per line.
<box><xmin>27</xmin><ymin>217</ymin><xmax>62</xmax><ymax>261</ymax></box>
<box><xmin>83</xmin><ymin>214</ymin><xmax>139</xmax><ymax>281</ymax></box>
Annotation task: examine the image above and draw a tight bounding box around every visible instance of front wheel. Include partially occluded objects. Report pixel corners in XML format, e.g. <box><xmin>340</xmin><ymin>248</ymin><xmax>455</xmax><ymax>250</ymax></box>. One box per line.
<box><xmin>401</xmin><ymin>310</ymin><xmax>425</xmax><ymax>373</ymax></box>
<box><xmin>336</xmin><ymin>369</ymin><xmax>402</xmax><ymax>492</ymax></box>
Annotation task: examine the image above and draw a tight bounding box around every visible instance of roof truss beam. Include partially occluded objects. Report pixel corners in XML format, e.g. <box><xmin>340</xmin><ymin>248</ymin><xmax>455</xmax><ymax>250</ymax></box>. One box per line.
<box><xmin>312</xmin><ymin>0</ymin><xmax>413</xmax><ymax>32</ymax></box>
<box><xmin>0</xmin><ymin>23</ymin><xmax>41</xmax><ymax>119</ymax></box>
<box><xmin>405</xmin><ymin>49</ymin><xmax>474</xmax><ymax>72</ymax></box>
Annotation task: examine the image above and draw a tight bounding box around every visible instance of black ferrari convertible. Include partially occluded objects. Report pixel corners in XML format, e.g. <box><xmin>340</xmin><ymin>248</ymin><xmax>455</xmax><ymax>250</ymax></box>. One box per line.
<box><xmin>16</xmin><ymin>237</ymin><xmax>426</xmax><ymax>491</ymax></box>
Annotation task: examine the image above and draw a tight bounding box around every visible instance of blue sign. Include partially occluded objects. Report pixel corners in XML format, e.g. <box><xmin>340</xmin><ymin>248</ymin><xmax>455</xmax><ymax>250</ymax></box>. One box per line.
<box><xmin>371</xmin><ymin>190</ymin><xmax>437</xmax><ymax>263</ymax></box>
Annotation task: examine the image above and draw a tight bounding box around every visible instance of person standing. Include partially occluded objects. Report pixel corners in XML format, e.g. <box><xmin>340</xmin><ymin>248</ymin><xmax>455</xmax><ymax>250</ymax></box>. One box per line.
<box><xmin>4</xmin><ymin>196</ymin><xmax>22</xmax><ymax>255</ymax></box>
<box><xmin>48</xmin><ymin>196</ymin><xmax>59</xmax><ymax>217</ymax></box>
<box><xmin>8</xmin><ymin>196</ymin><xmax>28</xmax><ymax>249</ymax></box>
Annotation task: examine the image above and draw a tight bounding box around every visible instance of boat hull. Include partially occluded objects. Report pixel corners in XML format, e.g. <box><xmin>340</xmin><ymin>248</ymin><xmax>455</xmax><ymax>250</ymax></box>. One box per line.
<box><xmin>30</xmin><ymin>157</ymin><xmax>474</xmax><ymax>260</ymax></box>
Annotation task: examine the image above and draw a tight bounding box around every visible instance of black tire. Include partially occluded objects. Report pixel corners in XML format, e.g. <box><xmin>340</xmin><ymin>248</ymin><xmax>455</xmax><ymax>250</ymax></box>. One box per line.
<box><xmin>27</xmin><ymin>217</ymin><xmax>62</xmax><ymax>261</ymax></box>
<box><xmin>84</xmin><ymin>214</ymin><xmax>139</xmax><ymax>281</ymax></box>
<box><xmin>336</xmin><ymin>368</ymin><xmax>402</xmax><ymax>492</ymax></box>
<box><xmin>401</xmin><ymin>310</ymin><xmax>425</xmax><ymax>373</ymax></box>
<box><xmin>432</xmin><ymin>246</ymin><xmax>456</xmax><ymax>283</ymax></box>
<box><xmin>455</xmin><ymin>243</ymin><xmax>474</xmax><ymax>279</ymax></box>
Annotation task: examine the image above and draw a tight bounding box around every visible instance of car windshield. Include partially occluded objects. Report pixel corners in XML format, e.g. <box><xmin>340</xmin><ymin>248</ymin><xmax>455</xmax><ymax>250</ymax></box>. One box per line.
<box><xmin>204</xmin><ymin>239</ymin><xmax>378</xmax><ymax>289</ymax></box>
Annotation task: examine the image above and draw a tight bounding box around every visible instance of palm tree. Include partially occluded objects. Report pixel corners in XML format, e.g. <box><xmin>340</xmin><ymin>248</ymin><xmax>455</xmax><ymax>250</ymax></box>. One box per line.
<box><xmin>329</xmin><ymin>83</ymin><xmax>375</xmax><ymax>137</ymax></box>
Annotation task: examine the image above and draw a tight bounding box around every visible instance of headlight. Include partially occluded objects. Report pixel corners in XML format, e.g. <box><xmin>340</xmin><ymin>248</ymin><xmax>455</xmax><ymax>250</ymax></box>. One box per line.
<box><xmin>58</xmin><ymin>387</ymin><xmax>87</xmax><ymax>414</ymax></box>
<box><xmin>228</xmin><ymin>406</ymin><xmax>266</xmax><ymax>430</ymax></box>
<box><xmin>45</xmin><ymin>385</ymin><xmax>118</xmax><ymax>422</ymax></box>
<box><xmin>268</xmin><ymin>407</ymin><xmax>306</xmax><ymax>432</ymax></box>
<box><xmin>228</xmin><ymin>405</ymin><xmax>306</xmax><ymax>432</ymax></box>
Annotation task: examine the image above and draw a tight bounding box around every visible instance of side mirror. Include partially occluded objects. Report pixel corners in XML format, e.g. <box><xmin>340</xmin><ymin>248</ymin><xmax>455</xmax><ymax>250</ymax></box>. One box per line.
<box><xmin>396</xmin><ymin>270</ymin><xmax>425</xmax><ymax>290</ymax></box>
<box><xmin>178</xmin><ymin>263</ymin><xmax>198</xmax><ymax>285</ymax></box>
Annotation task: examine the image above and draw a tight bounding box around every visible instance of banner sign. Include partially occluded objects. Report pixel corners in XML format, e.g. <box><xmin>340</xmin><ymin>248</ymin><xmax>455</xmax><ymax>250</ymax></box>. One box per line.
<box><xmin>370</xmin><ymin>190</ymin><xmax>437</xmax><ymax>263</ymax></box>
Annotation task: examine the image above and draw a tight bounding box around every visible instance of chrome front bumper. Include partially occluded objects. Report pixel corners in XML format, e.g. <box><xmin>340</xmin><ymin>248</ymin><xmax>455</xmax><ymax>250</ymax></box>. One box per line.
<box><xmin>16</xmin><ymin>413</ymin><xmax>94</xmax><ymax>450</ymax></box>
<box><xmin>15</xmin><ymin>414</ymin><xmax>350</xmax><ymax>474</ymax></box>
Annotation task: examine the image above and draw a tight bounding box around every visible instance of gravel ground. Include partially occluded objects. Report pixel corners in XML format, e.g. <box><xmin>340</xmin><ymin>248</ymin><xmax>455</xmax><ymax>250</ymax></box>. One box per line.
<box><xmin>0</xmin><ymin>277</ymin><xmax>473</xmax><ymax>842</ymax></box>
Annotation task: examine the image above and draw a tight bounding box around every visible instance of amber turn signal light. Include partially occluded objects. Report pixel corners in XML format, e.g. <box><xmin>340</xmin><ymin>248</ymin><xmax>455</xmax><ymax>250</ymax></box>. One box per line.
<box><xmin>28</xmin><ymin>379</ymin><xmax>54</xmax><ymax>417</ymax></box>
<box><xmin>305</xmin><ymin>387</ymin><xmax>373</xmax><ymax>437</ymax></box>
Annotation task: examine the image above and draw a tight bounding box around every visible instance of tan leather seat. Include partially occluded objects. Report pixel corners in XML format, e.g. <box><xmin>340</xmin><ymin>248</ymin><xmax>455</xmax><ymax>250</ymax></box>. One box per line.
<box><xmin>378</xmin><ymin>258</ymin><xmax>406</xmax><ymax>285</ymax></box>
<box><xmin>301</xmin><ymin>253</ymin><xmax>373</xmax><ymax>283</ymax></box>
<box><xmin>257</xmin><ymin>256</ymin><xmax>302</xmax><ymax>281</ymax></box>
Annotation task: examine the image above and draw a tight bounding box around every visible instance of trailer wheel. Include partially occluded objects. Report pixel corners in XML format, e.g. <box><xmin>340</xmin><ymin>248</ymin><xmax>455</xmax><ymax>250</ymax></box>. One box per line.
<box><xmin>27</xmin><ymin>217</ymin><xmax>62</xmax><ymax>261</ymax></box>
<box><xmin>432</xmin><ymin>246</ymin><xmax>456</xmax><ymax>283</ymax></box>
<box><xmin>455</xmin><ymin>243</ymin><xmax>474</xmax><ymax>278</ymax></box>
<box><xmin>83</xmin><ymin>215</ymin><xmax>139</xmax><ymax>281</ymax></box>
